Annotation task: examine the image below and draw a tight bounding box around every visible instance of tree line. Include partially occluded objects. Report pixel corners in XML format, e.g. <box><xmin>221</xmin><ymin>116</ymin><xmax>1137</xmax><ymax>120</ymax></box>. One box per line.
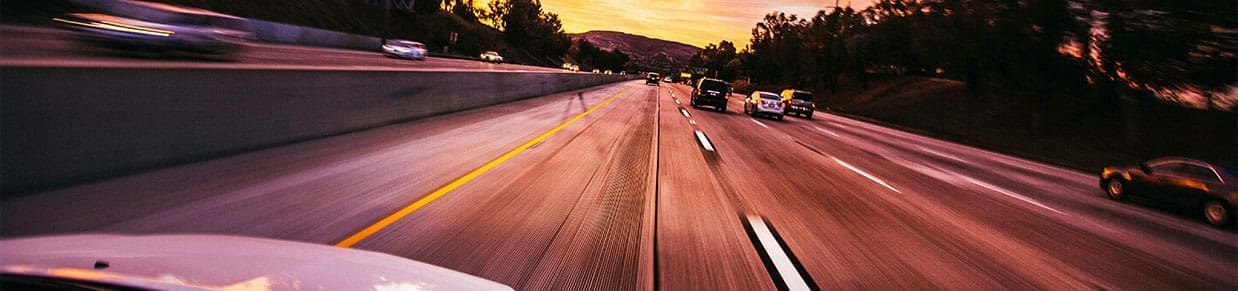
<box><xmin>691</xmin><ymin>0</ymin><xmax>1235</xmax><ymax>110</ymax></box>
<box><xmin>438</xmin><ymin>0</ymin><xmax>629</xmax><ymax>70</ymax></box>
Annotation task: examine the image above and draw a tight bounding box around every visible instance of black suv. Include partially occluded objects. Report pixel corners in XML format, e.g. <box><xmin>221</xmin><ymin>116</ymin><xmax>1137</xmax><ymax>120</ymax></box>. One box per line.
<box><xmin>691</xmin><ymin>78</ymin><xmax>732</xmax><ymax>112</ymax></box>
<box><xmin>646</xmin><ymin>73</ymin><xmax>660</xmax><ymax>85</ymax></box>
<box><xmin>780</xmin><ymin>89</ymin><xmax>816</xmax><ymax>119</ymax></box>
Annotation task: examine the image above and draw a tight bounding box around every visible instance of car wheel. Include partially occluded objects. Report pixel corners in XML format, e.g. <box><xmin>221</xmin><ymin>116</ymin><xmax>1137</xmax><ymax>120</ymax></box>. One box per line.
<box><xmin>719</xmin><ymin>105</ymin><xmax>727</xmax><ymax>113</ymax></box>
<box><xmin>1202</xmin><ymin>200</ymin><xmax>1232</xmax><ymax>227</ymax></box>
<box><xmin>806</xmin><ymin>112</ymin><xmax>813</xmax><ymax>119</ymax></box>
<box><xmin>777</xmin><ymin>114</ymin><xmax>784</xmax><ymax>120</ymax></box>
<box><xmin>1104</xmin><ymin>179</ymin><xmax>1128</xmax><ymax>201</ymax></box>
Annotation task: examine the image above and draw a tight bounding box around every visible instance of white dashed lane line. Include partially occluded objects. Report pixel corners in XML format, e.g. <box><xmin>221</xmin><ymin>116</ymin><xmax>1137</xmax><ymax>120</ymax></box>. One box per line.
<box><xmin>831</xmin><ymin>156</ymin><xmax>901</xmax><ymax>193</ymax></box>
<box><xmin>959</xmin><ymin>175</ymin><xmax>1064</xmax><ymax>214</ymax></box>
<box><xmin>694</xmin><ymin>130</ymin><xmax>715</xmax><ymax>152</ymax></box>
<box><xmin>813</xmin><ymin>126</ymin><xmax>840</xmax><ymax>137</ymax></box>
<box><xmin>744</xmin><ymin>215</ymin><xmax>815</xmax><ymax>291</ymax></box>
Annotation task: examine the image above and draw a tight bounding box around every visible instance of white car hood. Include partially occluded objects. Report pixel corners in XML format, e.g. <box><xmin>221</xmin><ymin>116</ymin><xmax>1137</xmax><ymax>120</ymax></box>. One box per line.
<box><xmin>0</xmin><ymin>234</ymin><xmax>512</xmax><ymax>290</ymax></box>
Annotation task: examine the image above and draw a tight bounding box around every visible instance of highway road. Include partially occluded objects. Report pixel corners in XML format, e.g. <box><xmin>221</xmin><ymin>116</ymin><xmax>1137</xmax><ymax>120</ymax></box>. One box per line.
<box><xmin>2</xmin><ymin>80</ymin><xmax>1235</xmax><ymax>289</ymax></box>
<box><xmin>0</xmin><ymin>25</ymin><xmax>565</xmax><ymax>72</ymax></box>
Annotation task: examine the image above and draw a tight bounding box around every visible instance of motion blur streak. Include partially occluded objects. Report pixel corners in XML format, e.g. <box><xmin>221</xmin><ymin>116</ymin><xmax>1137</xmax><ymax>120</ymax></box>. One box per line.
<box><xmin>334</xmin><ymin>86</ymin><xmax>636</xmax><ymax>248</ymax></box>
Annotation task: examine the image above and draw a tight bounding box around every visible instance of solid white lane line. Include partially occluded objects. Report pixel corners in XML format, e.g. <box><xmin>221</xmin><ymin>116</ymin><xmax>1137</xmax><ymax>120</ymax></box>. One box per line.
<box><xmin>694</xmin><ymin>130</ymin><xmax>715</xmax><ymax>152</ymax></box>
<box><xmin>831</xmin><ymin>157</ymin><xmax>901</xmax><ymax>193</ymax></box>
<box><xmin>752</xmin><ymin>119</ymin><xmax>769</xmax><ymax>128</ymax></box>
<box><xmin>680</xmin><ymin>108</ymin><xmax>691</xmax><ymax>118</ymax></box>
<box><xmin>813</xmin><ymin>126</ymin><xmax>840</xmax><ymax>137</ymax></box>
<box><xmin>959</xmin><ymin>175</ymin><xmax>1064</xmax><ymax>214</ymax></box>
<box><xmin>918</xmin><ymin>146</ymin><xmax>966</xmax><ymax>163</ymax></box>
<box><xmin>746</xmin><ymin>215</ymin><xmax>813</xmax><ymax>291</ymax></box>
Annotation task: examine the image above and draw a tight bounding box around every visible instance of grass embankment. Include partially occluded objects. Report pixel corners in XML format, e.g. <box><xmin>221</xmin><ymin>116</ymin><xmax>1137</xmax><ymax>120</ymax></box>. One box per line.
<box><xmin>749</xmin><ymin>77</ymin><xmax>1236</xmax><ymax>171</ymax></box>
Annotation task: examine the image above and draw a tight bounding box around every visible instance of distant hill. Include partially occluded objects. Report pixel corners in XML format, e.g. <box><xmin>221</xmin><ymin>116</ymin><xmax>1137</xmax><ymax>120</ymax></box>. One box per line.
<box><xmin>570</xmin><ymin>31</ymin><xmax>699</xmax><ymax>73</ymax></box>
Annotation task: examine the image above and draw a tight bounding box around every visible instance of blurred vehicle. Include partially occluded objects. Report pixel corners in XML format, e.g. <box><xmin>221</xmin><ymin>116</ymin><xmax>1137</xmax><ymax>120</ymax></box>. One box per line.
<box><xmin>780</xmin><ymin>89</ymin><xmax>816</xmax><ymax>119</ymax></box>
<box><xmin>381</xmin><ymin>39</ymin><xmax>428</xmax><ymax>60</ymax></box>
<box><xmin>691</xmin><ymin>78</ymin><xmax>732</xmax><ymax>112</ymax></box>
<box><xmin>53</xmin><ymin>1</ymin><xmax>253</xmax><ymax>58</ymax></box>
<box><xmin>744</xmin><ymin>91</ymin><xmax>785</xmax><ymax>120</ymax></box>
<box><xmin>480</xmin><ymin>51</ymin><xmax>504</xmax><ymax>63</ymax></box>
<box><xmin>646</xmin><ymin>73</ymin><xmax>661</xmax><ymax>85</ymax></box>
<box><xmin>1101</xmin><ymin>157</ymin><xmax>1238</xmax><ymax>226</ymax></box>
<box><xmin>604</xmin><ymin>70</ymin><xmax>613</xmax><ymax>75</ymax></box>
<box><xmin>592</xmin><ymin>69</ymin><xmax>601</xmax><ymax>74</ymax></box>
<box><xmin>561</xmin><ymin>62</ymin><xmax>580</xmax><ymax>72</ymax></box>
<box><xmin>663</xmin><ymin>76</ymin><xmax>672</xmax><ymax>82</ymax></box>
<box><xmin>0</xmin><ymin>234</ymin><xmax>512</xmax><ymax>290</ymax></box>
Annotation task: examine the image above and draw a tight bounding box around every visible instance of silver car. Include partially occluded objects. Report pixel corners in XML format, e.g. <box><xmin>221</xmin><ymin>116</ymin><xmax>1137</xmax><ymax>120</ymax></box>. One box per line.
<box><xmin>744</xmin><ymin>91</ymin><xmax>786</xmax><ymax>120</ymax></box>
<box><xmin>382</xmin><ymin>39</ymin><xmax>429</xmax><ymax>60</ymax></box>
<box><xmin>54</xmin><ymin>1</ymin><xmax>253</xmax><ymax>58</ymax></box>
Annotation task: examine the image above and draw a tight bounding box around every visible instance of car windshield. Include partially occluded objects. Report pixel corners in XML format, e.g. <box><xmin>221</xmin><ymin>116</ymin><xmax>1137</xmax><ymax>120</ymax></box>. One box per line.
<box><xmin>700</xmin><ymin>80</ymin><xmax>728</xmax><ymax>92</ymax></box>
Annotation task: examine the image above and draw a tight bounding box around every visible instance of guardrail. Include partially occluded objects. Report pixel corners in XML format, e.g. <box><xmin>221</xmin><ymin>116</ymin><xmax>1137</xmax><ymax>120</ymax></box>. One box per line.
<box><xmin>0</xmin><ymin>66</ymin><xmax>630</xmax><ymax>194</ymax></box>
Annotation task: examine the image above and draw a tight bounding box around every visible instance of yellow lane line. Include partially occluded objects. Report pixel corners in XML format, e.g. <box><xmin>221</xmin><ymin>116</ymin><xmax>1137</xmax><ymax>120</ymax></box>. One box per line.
<box><xmin>335</xmin><ymin>85</ymin><xmax>636</xmax><ymax>248</ymax></box>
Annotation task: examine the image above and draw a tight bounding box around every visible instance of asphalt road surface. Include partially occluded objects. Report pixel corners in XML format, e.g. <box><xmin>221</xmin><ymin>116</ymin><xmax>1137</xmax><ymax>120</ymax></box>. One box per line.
<box><xmin>2</xmin><ymin>81</ymin><xmax>1235</xmax><ymax>290</ymax></box>
<box><xmin>0</xmin><ymin>25</ymin><xmax>565</xmax><ymax>72</ymax></box>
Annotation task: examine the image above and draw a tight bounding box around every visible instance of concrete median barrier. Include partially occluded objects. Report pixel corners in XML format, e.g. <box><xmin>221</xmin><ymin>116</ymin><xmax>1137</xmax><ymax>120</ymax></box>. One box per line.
<box><xmin>0</xmin><ymin>66</ymin><xmax>629</xmax><ymax>194</ymax></box>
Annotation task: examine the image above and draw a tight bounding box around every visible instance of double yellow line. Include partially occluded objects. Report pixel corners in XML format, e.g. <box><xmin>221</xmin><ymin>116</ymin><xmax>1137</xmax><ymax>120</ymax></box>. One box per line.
<box><xmin>335</xmin><ymin>85</ymin><xmax>635</xmax><ymax>248</ymax></box>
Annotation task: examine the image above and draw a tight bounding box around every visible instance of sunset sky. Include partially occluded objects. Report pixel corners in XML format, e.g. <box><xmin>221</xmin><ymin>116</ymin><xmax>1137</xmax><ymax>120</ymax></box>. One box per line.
<box><xmin>477</xmin><ymin>0</ymin><xmax>875</xmax><ymax>48</ymax></box>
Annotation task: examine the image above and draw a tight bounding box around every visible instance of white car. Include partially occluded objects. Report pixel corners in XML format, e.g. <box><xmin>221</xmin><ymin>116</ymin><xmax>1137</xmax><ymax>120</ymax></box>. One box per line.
<box><xmin>382</xmin><ymin>39</ymin><xmax>428</xmax><ymax>60</ymax></box>
<box><xmin>744</xmin><ymin>91</ymin><xmax>785</xmax><ymax>120</ymax></box>
<box><xmin>0</xmin><ymin>234</ymin><xmax>512</xmax><ymax>290</ymax></box>
<box><xmin>480</xmin><ymin>51</ymin><xmax>503</xmax><ymax>63</ymax></box>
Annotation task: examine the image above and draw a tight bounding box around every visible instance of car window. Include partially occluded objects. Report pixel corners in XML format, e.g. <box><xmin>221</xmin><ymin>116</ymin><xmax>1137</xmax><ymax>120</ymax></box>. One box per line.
<box><xmin>209</xmin><ymin>17</ymin><xmax>251</xmax><ymax>32</ymax></box>
<box><xmin>758</xmin><ymin>92</ymin><xmax>779</xmax><ymax>99</ymax></box>
<box><xmin>699</xmin><ymin>80</ymin><xmax>728</xmax><ymax>92</ymax></box>
<box><xmin>1147</xmin><ymin>162</ymin><xmax>1183</xmax><ymax>174</ymax></box>
<box><xmin>1222</xmin><ymin>165</ymin><xmax>1238</xmax><ymax>178</ymax></box>
<box><xmin>792</xmin><ymin>92</ymin><xmax>814</xmax><ymax>101</ymax></box>
<box><xmin>114</xmin><ymin>5</ymin><xmax>178</xmax><ymax>24</ymax></box>
<box><xmin>168</xmin><ymin>14</ymin><xmax>210</xmax><ymax>26</ymax></box>
<box><xmin>1180</xmin><ymin>164</ymin><xmax>1222</xmax><ymax>183</ymax></box>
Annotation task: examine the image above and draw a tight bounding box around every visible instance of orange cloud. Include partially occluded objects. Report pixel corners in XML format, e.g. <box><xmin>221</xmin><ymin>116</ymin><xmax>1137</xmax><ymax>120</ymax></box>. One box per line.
<box><xmin>477</xmin><ymin>0</ymin><xmax>874</xmax><ymax>48</ymax></box>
